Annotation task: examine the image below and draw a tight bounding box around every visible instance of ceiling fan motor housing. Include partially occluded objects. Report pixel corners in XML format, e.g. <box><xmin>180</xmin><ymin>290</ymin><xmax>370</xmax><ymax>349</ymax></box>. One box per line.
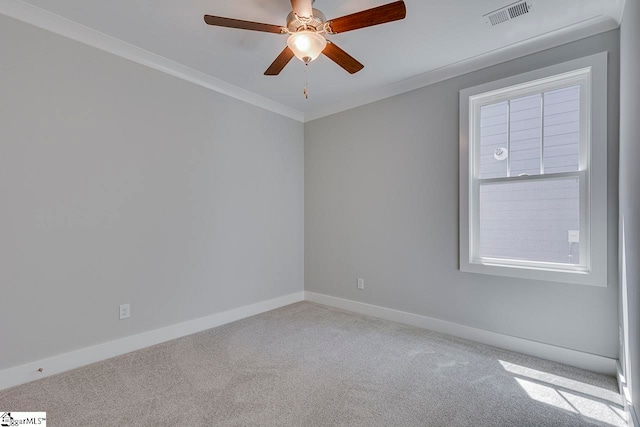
<box><xmin>286</xmin><ymin>9</ymin><xmax>326</xmax><ymax>32</ymax></box>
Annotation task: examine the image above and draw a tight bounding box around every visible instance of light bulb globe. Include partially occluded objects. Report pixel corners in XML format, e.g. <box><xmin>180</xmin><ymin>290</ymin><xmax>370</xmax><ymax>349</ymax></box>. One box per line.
<box><xmin>287</xmin><ymin>30</ymin><xmax>327</xmax><ymax>64</ymax></box>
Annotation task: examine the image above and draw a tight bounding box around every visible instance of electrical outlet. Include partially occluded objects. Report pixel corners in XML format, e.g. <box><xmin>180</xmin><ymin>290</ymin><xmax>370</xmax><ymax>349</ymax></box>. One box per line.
<box><xmin>119</xmin><ymin>304</ymin><xmax>130</xmax><ymax>320</ymax></box>
<box><xmin>357</xmin><ymin>278</ymin><xmax>364</xmax><ymax>290</ymax></box>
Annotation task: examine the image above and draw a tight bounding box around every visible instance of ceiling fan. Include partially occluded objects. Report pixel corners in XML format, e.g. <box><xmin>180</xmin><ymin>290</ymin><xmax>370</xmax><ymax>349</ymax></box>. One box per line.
<box><xmin>204</xmin><ymin>0</ymin><xmax>407</xmax><ymax>76</ymax></box>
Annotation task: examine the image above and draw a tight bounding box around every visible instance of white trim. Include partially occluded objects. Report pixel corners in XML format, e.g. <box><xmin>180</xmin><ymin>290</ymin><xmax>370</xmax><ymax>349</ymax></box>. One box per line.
<box><xmin>618</xmin><ymin>361</ymin><xmax>639</xmax><ymax>427</ymax></box>
<box><xmin>304</xmin><ymin>15</ymin><xmax>619</xmax><ymax>122</ymax></box>
<box><xmin>0</xmin><ymin>0</ymin><xmax>304</xmax><ymax>122</ymax></box>
<box><xmin>0</xmin><ymin>292</ymin><xmax>304</xmax><ymax>391</ymax></box>
<box><xmin>305</xmin><ymin>291</ymin><xmax>617</xmax><ymax>375</ymax></box>
<box><xmin>459</xmin><ymin>52</ymin><xmax>609</xmax><ymax>287</ymax></box>
<box><xmin>0</xmin><ymin>0</ymin><xmax>618</xmax><ymax>123</ymax></box>
<box><xmin>619</xmin><ymin>0</ymin><xmax>629</xmax><ymax>26</ymax></box>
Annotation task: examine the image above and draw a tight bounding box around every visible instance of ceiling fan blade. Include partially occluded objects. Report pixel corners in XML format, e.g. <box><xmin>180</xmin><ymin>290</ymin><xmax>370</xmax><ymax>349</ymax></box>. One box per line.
<box><xmin>322</xmin><ymin>42</ymin><xmax>364</xmax><ymax>74</ymax></box>
<box><xmin>264</xmin><ymin>47</ymin><xmax>295</xmax><ymax>75</ymax></box>
<box><xmin>204</xmin><ymin>15</ymin><xmax>285</xmax><ymax>34</ymax></box>
<box><xmin>326</xmin><ymin>1</ymin><xmax>406</xmax><ymax>34</ymax></box>
<box><xmin>290</xmin><ymin>0</ymin><xmax>314</xmax><ymax>18</ymax></box>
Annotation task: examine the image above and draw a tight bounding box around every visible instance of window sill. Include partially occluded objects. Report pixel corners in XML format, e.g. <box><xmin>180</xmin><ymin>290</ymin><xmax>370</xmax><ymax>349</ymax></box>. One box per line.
<box><xmin>460</xmin><ymin>259</ymin><xmax>607</xmax><ymax>287</ymax></box>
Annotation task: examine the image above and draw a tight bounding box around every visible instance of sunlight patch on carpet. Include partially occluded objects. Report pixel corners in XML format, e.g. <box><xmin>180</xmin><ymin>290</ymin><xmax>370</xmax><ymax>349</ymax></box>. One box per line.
<box><xmin>501</xmin><ymin>360</ymin><xmax>626</xmax><ymax>427</ymax></box>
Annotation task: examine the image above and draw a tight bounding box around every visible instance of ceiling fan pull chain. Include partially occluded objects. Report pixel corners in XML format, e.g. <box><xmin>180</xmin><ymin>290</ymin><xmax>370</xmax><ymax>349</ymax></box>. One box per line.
<box><xmin>304</xmin><ymin>63</ymin><xmax>309</xmax><ymax>99</ymax></box>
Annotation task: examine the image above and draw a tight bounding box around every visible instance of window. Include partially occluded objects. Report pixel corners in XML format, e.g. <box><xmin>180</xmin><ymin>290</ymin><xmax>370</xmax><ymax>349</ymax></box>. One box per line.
<box><xmin>459</xmin><ymin>53</ymin><xmax>608</xmax><ymax>286</ymax></box>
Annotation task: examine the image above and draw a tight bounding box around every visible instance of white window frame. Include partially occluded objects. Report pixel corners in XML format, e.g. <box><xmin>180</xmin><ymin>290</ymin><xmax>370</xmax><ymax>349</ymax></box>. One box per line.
<box><xmin>459</xmin><ymin>52</ymin><xmax>608</xmax><ymax>287</ymax></box>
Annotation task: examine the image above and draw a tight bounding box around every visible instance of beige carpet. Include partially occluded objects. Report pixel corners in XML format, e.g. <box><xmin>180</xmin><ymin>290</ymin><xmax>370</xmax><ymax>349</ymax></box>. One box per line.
<box><xmin>0</xmin><ymin>302</ymin><xmax>626</xmax><ymax>426</ymax></box>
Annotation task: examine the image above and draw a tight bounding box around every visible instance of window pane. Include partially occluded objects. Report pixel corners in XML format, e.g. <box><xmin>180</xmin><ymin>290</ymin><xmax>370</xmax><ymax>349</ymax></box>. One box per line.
<box><xmin>543</xmin><ymin>86</ymin><xmax>580</xmax><ymax>173</ymax></box>
<box><xmin>479</xmin><ymin>178</ymin><xmax>580</xmax><ymax>264</ymax></box>
<box><xmin>510</xmin><ymin>94</ymin><xmax>542</xmax><ymax>176</ymax></box>
<box><xmin>480</xmin><ymin>102</ymin><xmax>508</xmax><ymax>179</ymax></box>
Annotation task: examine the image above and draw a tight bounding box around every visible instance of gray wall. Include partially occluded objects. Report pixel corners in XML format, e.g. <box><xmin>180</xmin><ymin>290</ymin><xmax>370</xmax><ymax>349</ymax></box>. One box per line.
<box><xmin>305</xmin><ymin>30</ymin><xmax>620</xmax><ymax>358</ymax></box>
<box><xmin>0</xmin><ymin>16</ymin><xmax>304</xmax><ymax>370</ymax></box>
<box><xmin>620</xmin><ymin>0</ymin><xmax>640</xmax><ymax>415</ymax></box>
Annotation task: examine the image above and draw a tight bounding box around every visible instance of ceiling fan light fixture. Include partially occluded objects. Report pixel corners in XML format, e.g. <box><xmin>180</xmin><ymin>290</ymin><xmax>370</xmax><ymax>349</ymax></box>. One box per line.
<box><xmin>204</xmin><ymin>1</ymin><xmax>407</xmax><ymax>75</ymax></box>
<box><xmin>287</xmin><ymin>30</ymin><xmax>327</xmax><ymax>64</ymax></box>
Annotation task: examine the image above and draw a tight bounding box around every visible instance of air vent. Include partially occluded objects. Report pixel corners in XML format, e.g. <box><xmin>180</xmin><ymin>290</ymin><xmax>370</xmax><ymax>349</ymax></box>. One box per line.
<box><xmin>508</xmin><ymin>2</ymin><xmax>530</xmax><ymax>18</ymax></box>
<box><xmin>485</xmin><ymin>1</ymin><xmax>533</xmax><ymax>26</ymax></box>
<box><xmin>488</xmin><ymin>10</ymin><xmax>510</xmax><ymax>26</ymax></box>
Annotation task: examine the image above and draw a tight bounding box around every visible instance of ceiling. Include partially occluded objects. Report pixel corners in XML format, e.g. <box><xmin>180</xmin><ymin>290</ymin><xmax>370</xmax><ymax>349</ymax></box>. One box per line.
<box><xmin>9</xmin><ymin>0</ymin><xmax>626</xmax><ymax>120</ymax></box>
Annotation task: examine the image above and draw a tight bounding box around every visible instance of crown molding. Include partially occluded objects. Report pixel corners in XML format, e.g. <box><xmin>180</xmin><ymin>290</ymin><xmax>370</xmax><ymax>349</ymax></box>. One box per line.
<box><xmin>303</xmin><ymin>15</ymin><xmax>620</xmax><ymax>122</ymax></box>
<box><xmin>0</xmin><ymin>0</ymin><xmax>305</xmax><ymax>122</ymax></box>
<box><xmin>618</xmin><ymin>0</ymin><xmax>628</xmax><ymax>25</ymax></box>
<box><xmin>0</xmin><ymin>1</ymin><xmax>620</xmax><ymax>124</ymax></box>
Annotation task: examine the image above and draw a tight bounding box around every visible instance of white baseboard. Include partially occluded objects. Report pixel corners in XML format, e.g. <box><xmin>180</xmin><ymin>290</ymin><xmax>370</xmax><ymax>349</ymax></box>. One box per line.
<box><xmin>1</xmin><ymin>290</ymin><xmax>618</xmax><ymax>391</ymax></box>
<box><xmin>0</xmin><ymin>292</ymin><xmax>304</xmax><ymax>391</ymax></box>
<box><xmin>618</xmin><ymin>361</ymin><xmax>639</xmax><ymax>427</ymax></box>
<box><xmin>632</xmin><ymin>405</ymin><xmax>640</xmax><ymax>427</ymax></box>
<box><xmin>305</xmin><ymin>291</ymin><xmax>617</xmax><ymax>375</ymax></box>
